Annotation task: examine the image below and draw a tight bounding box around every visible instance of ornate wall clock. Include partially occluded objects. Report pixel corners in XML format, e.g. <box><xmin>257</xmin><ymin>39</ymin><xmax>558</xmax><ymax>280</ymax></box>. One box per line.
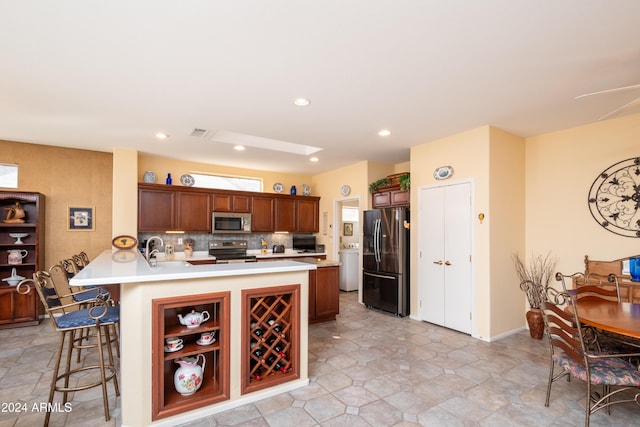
<box><xmin>588</xmin><ymin>157</ymin><xmax>640</xmax><ymax>237</ymax></box>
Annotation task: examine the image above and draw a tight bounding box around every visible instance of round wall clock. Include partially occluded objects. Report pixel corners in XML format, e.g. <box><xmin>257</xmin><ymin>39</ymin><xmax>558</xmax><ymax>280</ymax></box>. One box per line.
<box><xmin>112</xmin><ymin>235</ymin><xmax>138</xmax><ymax>250</ymax></box>
<box><xmin>588</xmin><ymin>157</ymin><xmax>640</xmax><ymax>237</ymax></box>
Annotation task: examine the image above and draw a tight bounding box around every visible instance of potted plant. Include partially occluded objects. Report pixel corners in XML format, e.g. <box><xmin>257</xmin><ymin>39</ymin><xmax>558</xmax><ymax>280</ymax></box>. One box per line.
<box><xmin>369</xmin><ymin>177</ymin><xmax>390</xmax><ymax>193</ymax></box>
<box><xmin>399</xmin><ymin>173</ymin><xmax>410</xmax><ymax>191</ymax></box>
<box><xmin>512</xmin><ymin>252</ymin><xmax>558</xmax><ymax>339</ymax></box>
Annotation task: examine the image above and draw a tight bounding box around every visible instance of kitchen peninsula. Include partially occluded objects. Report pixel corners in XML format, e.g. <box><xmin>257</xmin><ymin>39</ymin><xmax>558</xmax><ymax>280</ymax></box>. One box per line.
<box><xmin>71</xmin><ymin>249</ymin><xmax>315</xmax><ymax>427</ymax></box>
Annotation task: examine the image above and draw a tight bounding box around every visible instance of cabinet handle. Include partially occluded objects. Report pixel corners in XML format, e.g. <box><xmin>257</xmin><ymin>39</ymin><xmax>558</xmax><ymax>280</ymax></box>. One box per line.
<box><xmin>433</xmin><ymin>260</ymin><xmax>443</xmax><ymax>265</ymax></box>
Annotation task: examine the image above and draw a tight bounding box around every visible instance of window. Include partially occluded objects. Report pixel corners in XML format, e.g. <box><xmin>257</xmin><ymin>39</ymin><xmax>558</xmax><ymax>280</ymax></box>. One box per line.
<box><xmin>0</xmin><ymin>164</ymin><xmax>18</xmax><ymax>188</ymax></box>
<box><xmin>342</xmin><ymin>206</ymin><xmax>359</xmax><ymax>222</ymax></box>
<box><xmin>190</xmin><ymin>173</ymin><xmax>262</xmax><ymax>192</ymax></box>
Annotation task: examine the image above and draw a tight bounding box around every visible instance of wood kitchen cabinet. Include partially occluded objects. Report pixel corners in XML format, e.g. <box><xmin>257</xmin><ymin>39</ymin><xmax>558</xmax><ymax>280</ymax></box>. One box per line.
<box><xmin>372</xmin><ymin>185</ymin><xmax>409</xmax><ymax>208</ymax></box>
<box><xmin>251</xmin><ymin>196</ymin><xmax>275</xmax><ymax>232</ymax></box>
<box><xmin>275</xmin><ymin>198</ymin><xmax>296</xmax><ymax>231</ymax></box>
<box><xmin>212</xmin><ymin>193</ymin><xmax>251</xmax><ymax>213</ymax></box>
<box><xmin>151</xmin><ymin>292</ymin><xmax>230</xmax><ymax>420</ymax></box>
<box><xmin>309</xmin><ymin>265</ymin><xmax>340</xmax><ymax>324</ymax></box>
<box><xmin>297</xmin><ymin>198</ymin><xmax>319</xmax><ymax>232</ymax></box>
<box><xmin>0</xmin><ymin>191</ymin><xmax>43</xmax><ymax>328</ymax></box>
<box><xmin>138</xmin><ymin>184</ymin><xmax>211</xmax><ymax>232</ymax></box>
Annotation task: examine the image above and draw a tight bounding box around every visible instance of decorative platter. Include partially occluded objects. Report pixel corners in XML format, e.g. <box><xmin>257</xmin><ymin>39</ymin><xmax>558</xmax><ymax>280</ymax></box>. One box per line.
<box><xmin>340</xmin><ymin>185</ymin><xmax>351</xmax><ymax>196</ymax></box>
<box><xmin>112</xmin><ymin>235</ymin><xmax>138</xmax><ymax>250</ymax></box>
<box><xmin>273</xmin><ymin>182</ymin><xmax>284</xmax><ymax>193</ymax></box>
<box><xmin>433</xmin><ymin>166</ymin><xmax>453</xmax><ymax>180</ymax></box>
<box><xmin>302</xmin><ymin>184</ymin><xmax>311</xmax><ymax>196</ymax></box>
<box><xmin>180</xmin><ymin>174</ymin><xmax>195</xmax><ymax>186</ymax></box>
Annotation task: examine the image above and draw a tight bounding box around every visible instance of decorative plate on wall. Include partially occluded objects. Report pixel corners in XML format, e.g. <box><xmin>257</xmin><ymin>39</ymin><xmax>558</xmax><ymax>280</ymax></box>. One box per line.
<box><xmin>340</xmin><ymin>185</ymin><xmax>351</xmax><ymax>196</ymax></box>
<box><xmin>273</xmin><ymin>182</ymin><xmax>284</xmax><ymax>193</ymax></box>
<box><xmin>588</xmin><ymin>157</ymin><xmax>640</xmax><ymax>238</ymax></box>
<box><xmin>180</xmin><ymin>174</ymin><xmax>195</xmax><ymax>186</ymax></box>
<box><xmin>433</xmin><ymin>166</ymin><xmax>453</xmax><ymax>180</ymax></box>
<box><xmin>302</xmin><ymin>184</ymin><xmax>311</xmax><ymax>196</ymax></box>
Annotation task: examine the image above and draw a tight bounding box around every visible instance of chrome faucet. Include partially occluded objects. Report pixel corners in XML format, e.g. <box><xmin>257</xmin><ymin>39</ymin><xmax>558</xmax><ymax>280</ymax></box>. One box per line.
<box><xmin>145</xmin><ymin>236</ymin><xmax>164</xmax><ymax>263</ymax></box>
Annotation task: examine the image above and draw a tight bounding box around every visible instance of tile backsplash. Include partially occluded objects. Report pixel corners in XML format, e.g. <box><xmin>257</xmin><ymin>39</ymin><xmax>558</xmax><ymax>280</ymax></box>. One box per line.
<box><xmin>138</xmin><ymin>232</ymin><xmax>299</xmax><ymax>253</ymax></box>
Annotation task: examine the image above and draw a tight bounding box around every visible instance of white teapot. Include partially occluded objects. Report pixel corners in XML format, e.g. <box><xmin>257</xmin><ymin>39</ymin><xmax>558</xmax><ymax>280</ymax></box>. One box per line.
<box><xmin>177</xmin><ymin>310</ymin><xmax>210</xmax><ymax>328</ymax></box>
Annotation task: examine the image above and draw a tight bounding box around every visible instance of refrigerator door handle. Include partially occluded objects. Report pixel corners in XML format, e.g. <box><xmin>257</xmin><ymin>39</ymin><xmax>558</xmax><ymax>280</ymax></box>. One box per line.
<box><xmin>374</xmin><ymin>218</ymin><xmax>381</xmax><ymax>263</ymax></box>
<box><xmin>364</xmin><ymin>271</ymin><xmax>396</xmax><ymax>280</ymax></box>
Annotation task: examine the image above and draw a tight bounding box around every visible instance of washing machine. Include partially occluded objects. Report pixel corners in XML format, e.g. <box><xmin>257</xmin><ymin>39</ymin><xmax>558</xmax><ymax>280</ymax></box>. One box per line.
<box><xmin>339</xmin><ymin>249</ymin><xmax>359</xmax><ymax>291</ymax></box>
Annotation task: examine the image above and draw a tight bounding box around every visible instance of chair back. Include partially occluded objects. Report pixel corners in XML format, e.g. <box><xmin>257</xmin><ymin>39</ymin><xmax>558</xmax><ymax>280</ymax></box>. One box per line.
<box><xmin>49</xmin><ymin>264</ymin><xmax>77</xmax><ymax>306</ymax></box>
<box><xmin>30</xmin><ymin>271</ymin><xmax>66</xmax><ymax>320</ymax></box>
<box><xmin>61</xmin><ymin>258</ymin><xmax>79</xmax><ymax>278</ymax></box>
<box><xmin>556</xmin><ymin>271</ymin><xmax>620</xmax><ymax>302</ymax></box>
<box><xmin>540</xmin><ymin>287</ymin><xmax>586</xmax><ymax>364</ymax></box>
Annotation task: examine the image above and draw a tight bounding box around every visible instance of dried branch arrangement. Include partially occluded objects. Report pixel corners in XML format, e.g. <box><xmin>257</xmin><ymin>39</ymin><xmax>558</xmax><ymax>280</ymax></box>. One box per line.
<box><xmin>512</xmin><ymin>252</ymin><xmax>558</xmax><ymax>309</ymax></box>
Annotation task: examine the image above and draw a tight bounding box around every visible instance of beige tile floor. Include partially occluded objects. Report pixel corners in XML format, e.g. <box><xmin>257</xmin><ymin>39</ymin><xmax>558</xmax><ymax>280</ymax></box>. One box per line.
<box><xmin>1</xmin><ymin>291</ymin><xmax>639</xmax><ymax>426</ymax></box>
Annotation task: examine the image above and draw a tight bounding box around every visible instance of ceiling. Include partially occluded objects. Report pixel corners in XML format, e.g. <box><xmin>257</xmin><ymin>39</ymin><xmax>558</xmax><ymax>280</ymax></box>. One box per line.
<box><xmin>1</xmin><ymin>1</ymin><xmax>640</xmax><ymax>175</ymax></box>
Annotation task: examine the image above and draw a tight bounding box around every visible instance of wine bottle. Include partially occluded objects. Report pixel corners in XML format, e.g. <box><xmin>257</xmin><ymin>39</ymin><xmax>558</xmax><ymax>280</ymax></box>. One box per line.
<box><xmin>250</xmin><ymin>322</ymin><xmax>263</xmax><ymax>337</ymax></box>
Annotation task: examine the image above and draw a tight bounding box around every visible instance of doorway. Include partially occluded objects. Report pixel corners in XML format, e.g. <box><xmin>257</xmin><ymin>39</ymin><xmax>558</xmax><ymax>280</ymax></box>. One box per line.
<box><xmin>333</xmin><ymin>197</ymin><xmax>362</xmax><ymax>300</ymax></box>
<box><xmin>417</xmin><ymin>180</ymin><xmax>473</xmax><ymax>334</ymax></box>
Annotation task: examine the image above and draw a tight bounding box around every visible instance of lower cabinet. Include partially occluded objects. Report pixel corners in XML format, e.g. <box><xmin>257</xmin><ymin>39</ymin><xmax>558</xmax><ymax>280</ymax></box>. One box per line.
<box><xmin>151</xmin><ymin>292</ymin><xmax>230</xmax><ymax>421</ymax></box>
<box><xmin>0</xmin><ymin>284</ymin><xmax>39</xmax><ymax>328</ymax></box>
<box><xmin>241</xmin><ymin>284</ymin><xmax>300</xmax><ymax>395</ymax></box>
<box><xmin>309</xmin><ymin>266</ymin><xmax>340</xmax><ymax>324</ymax></box>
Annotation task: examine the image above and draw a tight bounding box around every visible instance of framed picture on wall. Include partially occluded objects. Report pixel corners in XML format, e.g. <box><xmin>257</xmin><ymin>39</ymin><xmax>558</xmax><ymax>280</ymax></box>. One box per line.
<box><xmin>343</xmin><ymin>222</ymin><xmax>353</xmax><ymax>236</ymax></box>
<box><xmin>68</xmin><ymin>206</ymin><xmax>95</xmax><ymax>231</ymax></box>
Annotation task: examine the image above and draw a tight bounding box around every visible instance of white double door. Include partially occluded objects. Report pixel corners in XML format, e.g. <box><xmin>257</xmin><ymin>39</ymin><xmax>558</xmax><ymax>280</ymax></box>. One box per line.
<box><xmin>418</xmin><ymin>181</ymin><xmax>472</xmax><ymax>334</ymax></box>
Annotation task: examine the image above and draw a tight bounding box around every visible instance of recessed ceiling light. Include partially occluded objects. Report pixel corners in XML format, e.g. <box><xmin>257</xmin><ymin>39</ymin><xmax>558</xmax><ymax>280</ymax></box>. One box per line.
<box><xmin>310</xmin><ymin>157</ymin><xmax>319</xmax><ymax>162</ymax></box>
<box><xmin>293</xmin><ymin>98</ymin><xmax>310</xmax><ymax>107</ymax></box>
<box><xmin>234</xmin><ymin>145</ymin><xmax>246</xmax><ymax>151</ymax></box>
<box><xmin>378</xmin><ymin>129</ymin><xmax>391</xmax><ymax>137</ymax></box>
<box><xmin>156</xmin><ymin>132</ymin><xmax>169</xmax><ymax>139</ymax></box>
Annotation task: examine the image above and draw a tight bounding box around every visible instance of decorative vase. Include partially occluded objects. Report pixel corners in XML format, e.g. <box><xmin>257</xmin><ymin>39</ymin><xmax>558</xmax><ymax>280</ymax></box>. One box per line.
<box><xmin>526</xmin><ymin>308</ymin><xmax>544</xmax><ymax>340</ymax></box>
<box><xmin>290</xmin><ymin>185</ymin><xmax>297</xmax><ymax>195</ymax></box>
<box><xmin>174</xmin><ymin>354</ymin><xmax>205</xmax><ymax>396</ymax></box>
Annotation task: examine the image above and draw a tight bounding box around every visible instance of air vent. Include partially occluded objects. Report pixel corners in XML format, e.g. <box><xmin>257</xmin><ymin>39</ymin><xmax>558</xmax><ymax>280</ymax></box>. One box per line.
<box><xmin>189</xmin><ymin>128</ymin><xmax>209</xmax><ymax>138</ymax></box>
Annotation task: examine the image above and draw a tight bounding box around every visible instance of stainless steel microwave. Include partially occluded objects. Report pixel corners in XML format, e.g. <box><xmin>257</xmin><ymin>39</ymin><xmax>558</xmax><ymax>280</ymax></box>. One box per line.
<box><xmin>212</xmin><ymin>212</ymin><xmax>252</xmax><ymax>234</ymax></box>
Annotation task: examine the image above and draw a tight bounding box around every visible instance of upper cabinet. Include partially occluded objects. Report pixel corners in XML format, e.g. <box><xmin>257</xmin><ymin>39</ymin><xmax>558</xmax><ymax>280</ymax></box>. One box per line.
<box><xmin>372</xmin><ymin>185</ymin><xmax>409</xmax><ymax>208</ymax></box>
<box><xmin>139</xmin><ymin>184</ymin><xmax>210</xmax><ymax>232</ymax></box>
<box><xmin>212</xmin><ymin>193</ymin><xmax>251</xmax><ymax>213</ymax></box>
<box><xmin>139</xmin><ymin>184</ymin><xmax>320</xmax><ymax>234</ymax></box>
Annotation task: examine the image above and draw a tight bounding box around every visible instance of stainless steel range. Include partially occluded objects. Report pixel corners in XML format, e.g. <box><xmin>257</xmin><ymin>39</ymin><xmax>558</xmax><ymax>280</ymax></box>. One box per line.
<box><xmin>208</xmin><ymin>240</ymin><xmax>257</xmax><ymax>263</ymax></box>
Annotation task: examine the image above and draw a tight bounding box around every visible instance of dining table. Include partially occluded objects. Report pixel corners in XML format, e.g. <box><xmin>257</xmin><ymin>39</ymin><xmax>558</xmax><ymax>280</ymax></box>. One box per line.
<box><xmin>574</xmin><ymin>300</ymin><xmax>640</xmax><ymax>340</ymax></box>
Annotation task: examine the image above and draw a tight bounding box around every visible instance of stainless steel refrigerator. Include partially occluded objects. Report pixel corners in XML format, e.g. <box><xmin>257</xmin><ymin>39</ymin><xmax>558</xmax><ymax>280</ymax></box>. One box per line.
<box><xmin>362</xmin><ymin>207</ymin><xmax>409</xmax><ymax>316</ymax></box>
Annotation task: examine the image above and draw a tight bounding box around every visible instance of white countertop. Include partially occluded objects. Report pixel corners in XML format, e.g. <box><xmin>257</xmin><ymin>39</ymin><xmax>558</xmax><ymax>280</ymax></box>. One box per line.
<box><xmin>70</xmin><ymin>249</ymin><xmax>316</xmax><ymax>286</ymax></box>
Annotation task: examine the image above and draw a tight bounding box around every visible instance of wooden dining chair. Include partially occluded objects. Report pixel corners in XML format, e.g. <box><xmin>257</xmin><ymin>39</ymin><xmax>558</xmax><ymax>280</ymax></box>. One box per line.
<box><xmin>541</xmin><ymin>286</ymin><xmax>640</xmax><ymax>426</ymax></box>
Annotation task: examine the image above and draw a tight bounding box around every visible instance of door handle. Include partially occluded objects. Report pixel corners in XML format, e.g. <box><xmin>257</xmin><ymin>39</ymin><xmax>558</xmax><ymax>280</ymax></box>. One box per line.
<box><xmin>433</xmin><ymin>260</ymin><xmax>443</xmax><ymax>265</ymax></box>
<box><xmin>445</xmin><ymin>261</ymin><xmax>452</xmax><ymax>266</ymax></box>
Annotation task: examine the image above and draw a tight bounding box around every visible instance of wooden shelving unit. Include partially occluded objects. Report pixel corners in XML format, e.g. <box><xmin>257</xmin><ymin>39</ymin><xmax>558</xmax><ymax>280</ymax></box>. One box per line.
<box><xmin>241</xmin><ymin>284</ymin><xmax>300</xmax><ymax>395</ymax></box>
<box><xmin>151</xmin><ymin>292</ymin><xmax>230</xmax><ymax>421</ymax></box>
<box><xmin>0</xmin><ymin>191</ymin><xmax>44</xmax><ymax>328</ymax></box>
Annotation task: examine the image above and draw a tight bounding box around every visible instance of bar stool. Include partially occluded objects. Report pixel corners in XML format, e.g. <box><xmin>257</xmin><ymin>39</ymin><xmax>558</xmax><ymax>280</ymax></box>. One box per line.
<box><xmin>18</xmin><ymin>272</ymin><xmax>120</xmax><ymax>425</ymax></box>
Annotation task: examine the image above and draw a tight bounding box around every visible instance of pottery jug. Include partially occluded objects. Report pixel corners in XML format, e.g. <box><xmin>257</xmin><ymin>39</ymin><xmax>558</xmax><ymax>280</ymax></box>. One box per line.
<box><xmin>174</xmin><ymin>354</ymin><xmax>205</xmax><ymax>396</ymax></box>
<box><xmin>7</xmin><ymin>249</ymin><xmax>28</xmax><ymax>265</ymax></box>
<box><xmin>177</xmin><ymin>310</ymin><xmax>210</xmax><ymax>328</ymax></box>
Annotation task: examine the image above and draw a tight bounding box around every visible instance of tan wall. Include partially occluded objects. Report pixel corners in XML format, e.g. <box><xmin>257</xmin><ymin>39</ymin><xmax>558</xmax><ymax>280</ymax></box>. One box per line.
<box><xmin>525</xmin><ymin>112</ymin><xmax>640</xmax><ymax>278</ymax></box>
<box><xmin>0</xmin><ymin>140</ymin><xmax>113</xmax><ymax>269</ymax></box>
<box><xmin>410</xmin><ymin>127</ymin><xmax>493</xmax><ymax>337</ymax></box>
<box><xmin>488</xmin><ymin>127</ymin><xmax>526</xmax><ymax>337</ymax></box>
<box><xmin>138</xmin><ymin>154</ymin><xmax>313</xmax><ymax>196</ymax></box>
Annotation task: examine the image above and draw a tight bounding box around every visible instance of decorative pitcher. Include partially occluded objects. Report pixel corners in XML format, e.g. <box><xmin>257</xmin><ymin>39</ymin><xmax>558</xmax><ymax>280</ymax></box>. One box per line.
<box><xmin>174</xmin><ymin>354</ymin><xmax>205</xmax><ymax>396</ymax></box>
<box><xmin>177</xmin><ymin>310</ymin><xmax>210</xmax><ymax>328</ymax></box>
<box><xmin>7</xmin><ymin>249</ymin><xmax>28</xmax><ymax>265</ymax></box>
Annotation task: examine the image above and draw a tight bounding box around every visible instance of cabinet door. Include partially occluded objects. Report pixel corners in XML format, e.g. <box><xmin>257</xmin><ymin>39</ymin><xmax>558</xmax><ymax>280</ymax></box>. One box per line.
<box><xmin>139</xmin><ymin>188</ymin><xmax>175</xmax><ymax>231</ymax></box>
<box><xmin>314</xmin><ymin>266</ymin><xmax>340</xmax><ymax>322</ymax></box>
<box><xmin>275</xmin><ymin>198</ymin><xmax>296</xmax><ymax>232</ymax></box>
<box><xmin>391</xmin><ymin>189</ymin><xmax>410</xmax><ymax>207</ymax></box>
<box><xmin>12</xmin><ymin>286</ymin><xmax>38</xmax><ymax>323</ymax></box>
<box><xmin>308</xmin><ymin>270</ymin><xmax>317</xmax><ymax>322</ymax></box>
<box><xmin>0</xmin><ymin>289</ymin><xmax>13</xmax><ymax>324</ymax></box>
<box><xmin>212</xmin><ymin>193</ymin><xmax>233</xmax><ymax>212</ymax></box>
<box><xmin>232</xmin><ymin>195</ymin><xmax>251</xmax><ymax>213</ymax></box>
<box><xmin>176</xmin><ymin>191</ymin><xmax>211</xmax><ymax>231</ymax></box>
<box><xmin>372</xmin><ymin>191</ymin><xmax>391</xmax><ymax>208</ymax></box>
<box><xmin>251</xmin><ymin>196</ymin><xmax>275</xmax><ymax>232</ymax></box>
<box><xmin>297</xmin><ymin>199</ymin><xmax>319</xmax><ymax>232</ymax></box>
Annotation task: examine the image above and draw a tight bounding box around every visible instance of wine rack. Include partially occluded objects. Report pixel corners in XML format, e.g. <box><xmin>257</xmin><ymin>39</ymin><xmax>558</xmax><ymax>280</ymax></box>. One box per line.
<box><xmin>241</xmin><ymin>284</ymin><xmax>300</xmax><ymax>395</ymax></box>
<box><xmin>151</xmin><ymin>292</ymin><xmax>230</xmax><ymax>420</ymax></box>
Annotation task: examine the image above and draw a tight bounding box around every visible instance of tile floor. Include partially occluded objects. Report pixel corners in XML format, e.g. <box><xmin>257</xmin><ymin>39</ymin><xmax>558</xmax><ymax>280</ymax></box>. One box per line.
<box><xmin>1</xmin><ymin>291</ymin><xmax>639</xmax><ymax>426</ymax></box>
